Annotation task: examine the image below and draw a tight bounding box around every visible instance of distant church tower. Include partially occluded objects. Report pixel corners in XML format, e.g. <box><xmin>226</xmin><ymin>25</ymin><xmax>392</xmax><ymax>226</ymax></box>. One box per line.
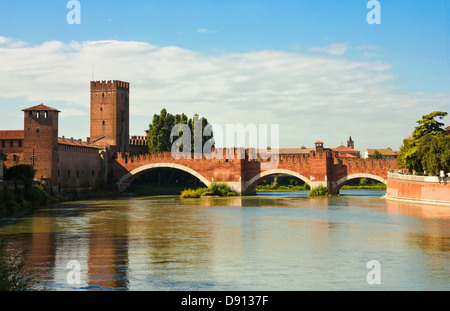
<box><xmin>90</xmin><ymin>80</ymin><xmax>130</xmax><ymax>153</ymax></box>
<box><xmin>22</xmin><ymin>104</ymin><xmax>60</xmax><ymax>191</ymax></box>
<box><xmin>347</xmin><ymin>136</ymin><xmax>354</xmax><ymax>149</ymax></box>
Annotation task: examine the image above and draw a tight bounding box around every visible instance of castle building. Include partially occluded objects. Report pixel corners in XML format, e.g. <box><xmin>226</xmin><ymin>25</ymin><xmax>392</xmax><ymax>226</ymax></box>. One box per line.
<box><xmin>0</xmin><ymin>80</ymin><xmax>148</xmax><ymax>193</ymax></box>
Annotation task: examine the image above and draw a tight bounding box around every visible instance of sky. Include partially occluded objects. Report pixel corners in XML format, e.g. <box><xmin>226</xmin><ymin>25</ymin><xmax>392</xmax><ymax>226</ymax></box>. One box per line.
<box><xmin>0</xmin><ymin>0</ymin><xmax>449</xmax><ymax>153</ymax></box>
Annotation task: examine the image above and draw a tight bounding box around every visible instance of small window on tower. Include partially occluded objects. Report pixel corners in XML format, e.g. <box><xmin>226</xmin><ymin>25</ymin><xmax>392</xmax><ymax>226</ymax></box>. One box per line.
<box><xmin>36</xmin><ymin>128</ymin><xmax>40</xmax><ymax>134</ymax></box>
<box><xmin>100</xmin><ymin>107</ymin><xmax>103</xmax><ymax>112</ymax></box>
<box><xmin>44</xmin><ymin>112</ymin><xmax>48</xmax><ymax>118</ymax></box>
<box><xmin>28</xmin><ymin>111</ymin><xmax>32</xmax><ymax>118</ymax></box>
<box><xmin>36</xmin><ymin>112</ymin><xmax>40</xmax><ymax>119</ymax></box>
<box><xmin>102</xmin><ymin>121</ymin><xmax>105</xmax><ymax>126</ymax></box>
<box><xmin>102</xmin><ymin>93</ymin><xmax>105</xmax><ymax>98</ymax></box>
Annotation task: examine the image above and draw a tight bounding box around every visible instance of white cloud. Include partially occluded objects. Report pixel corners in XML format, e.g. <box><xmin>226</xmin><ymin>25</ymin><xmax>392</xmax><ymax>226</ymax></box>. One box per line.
<box><xmin>309</xmin><ymin>43</ymin><xmax>348</xmax><ymax>56</ymax></box>
<box><xmin>197</xmin><ymin>28</ymin><xmax>217</xmax><ymax>34</ymax></box>
<box><xmin>0</xmin><ymin>36</ymin><xmax>28</xmax><ymax>48</ymax></box>
<box><xmin>0</xmin><ymin>38</ymin><xmax>449</xmax><ymax>152</ymax></box>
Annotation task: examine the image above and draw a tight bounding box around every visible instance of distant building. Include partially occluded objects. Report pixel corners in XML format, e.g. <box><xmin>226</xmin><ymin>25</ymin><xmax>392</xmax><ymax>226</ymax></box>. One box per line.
<box><xmin>331</xmin><ymin>136</ymin><xmax>360</xmax><ymax>158</ymax></box>
<box><xmin>365</xmin><ymin>148</ymin><xmax>399</xmax><ymax>159</ymax></box>
<box><xmin>272</xmin><ymin>137</ymin><xmax>360</xmax><ymax>159</ymax></box>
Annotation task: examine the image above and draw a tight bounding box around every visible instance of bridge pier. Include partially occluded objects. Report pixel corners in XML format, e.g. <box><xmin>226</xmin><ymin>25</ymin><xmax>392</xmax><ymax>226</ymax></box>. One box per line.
<box><xmin>224</xmin><ymin>181</ymin><xmax>245</xmax><ymax>196</ymax></box>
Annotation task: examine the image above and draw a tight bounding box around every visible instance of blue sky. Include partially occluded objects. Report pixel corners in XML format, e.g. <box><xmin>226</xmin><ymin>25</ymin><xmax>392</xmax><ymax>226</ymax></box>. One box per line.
<box><xmin>0</xmin><ymin>0</ymin><xmax>449</xmax><ymax>152</ymax></box>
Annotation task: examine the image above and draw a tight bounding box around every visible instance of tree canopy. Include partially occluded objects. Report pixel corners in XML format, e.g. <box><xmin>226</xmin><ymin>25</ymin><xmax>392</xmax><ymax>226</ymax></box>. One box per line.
<box><xmin>147</xmin><ymin>109</ymin><xmax>213</xmax><ymax>154</ymax></box>
<box><xmin>398</xmin><ymin>111</ymin><xmax>449</xmax><ymax>175</ymax></box>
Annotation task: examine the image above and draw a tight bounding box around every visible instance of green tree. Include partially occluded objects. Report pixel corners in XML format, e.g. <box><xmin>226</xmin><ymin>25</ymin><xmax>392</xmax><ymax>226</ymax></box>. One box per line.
<box><xmin>419</xmin><ymin>134</ymin><xmax>450</xmax><ymax>175</ymax></box>
<box><xmin>188</xmin><ymin>114</ymin><xmax>214</xmax><ymax>154</ymax></box>
<box><xmin>147</xmin><ymin>109</ymin><xmax>213</xmax><ymax>154</ymax></box>
<box><xmin>412</xmin><ymin>111</ymin><xmax>448</xmax><ymax>140</ymax></box>
<box><xmin>398</xmin><ymin>111</ymin><xmax>448</xmax><ymax>172</ymax></box>
<box><xmin>5</xmin><ymin>165</ymin><xmax>36</xmax><ymax>188</ymax></box>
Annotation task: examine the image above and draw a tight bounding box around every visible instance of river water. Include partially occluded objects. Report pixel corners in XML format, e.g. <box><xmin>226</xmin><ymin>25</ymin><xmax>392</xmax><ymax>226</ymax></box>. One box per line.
<box><xmin>0</xmin><ymin>190</ymin><xmax>449</xmax><ymax>291</ymax></box>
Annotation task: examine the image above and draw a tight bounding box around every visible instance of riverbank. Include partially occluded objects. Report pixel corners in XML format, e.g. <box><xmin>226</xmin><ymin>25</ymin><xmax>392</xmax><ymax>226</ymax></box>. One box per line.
<box><xmin>386</xmin><ymin>172</ymin><xmax>450</xmax><ymax>206</ymax></box>
<box><xmin>0</xmin><ymin>185</ymin><xmax>119</xmax><ymax>218</ymax></box>
<box><xmin>256</xmin><ymin>184</ymin><xmax>386</xmax><ymax>192</ymax></box>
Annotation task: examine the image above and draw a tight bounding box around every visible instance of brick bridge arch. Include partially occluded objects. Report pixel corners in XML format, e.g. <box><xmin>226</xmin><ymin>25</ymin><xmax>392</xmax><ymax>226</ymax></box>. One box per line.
<box><xmin>244</xmin><ymin>169</ymin><xmax>312</xmax><ymax>194</ymax></box>
<box><xmin>117</xmin><ymin>162</ymin><xmax>211</xmax><ymax>192</ymax></box>
<box><xmin>331</xmin><ymin>173</ymin><xmax>388</xmax><ymax>193</ymax></box>
<box><xmin>111</xmin><ymin>149</ymin><xmax>398</xmax><ymax>195</ymax></box>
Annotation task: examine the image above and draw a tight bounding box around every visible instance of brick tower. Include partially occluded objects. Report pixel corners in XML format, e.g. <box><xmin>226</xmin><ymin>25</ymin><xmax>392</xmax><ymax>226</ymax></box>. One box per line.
<box><xmin>347</xmin><ymin>136</ymin><xmax>354</xmax><ymax>149</ymax></box>
<box><xmin>90</xmin><ymin>80</ymin><xmax>130</xmax><ymax>153</ymax></box>
<box><xmin>22</xmin><ymin>104</ymin><xmax>60</xmax><ymax>190</ymax></box>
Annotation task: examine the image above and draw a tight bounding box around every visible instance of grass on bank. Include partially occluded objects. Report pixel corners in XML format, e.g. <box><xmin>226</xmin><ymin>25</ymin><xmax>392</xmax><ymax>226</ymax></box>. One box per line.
<box><xmin>180</xmin><ymin>182</ymin><xmax>237</xmax><ymax>199</ymax></box>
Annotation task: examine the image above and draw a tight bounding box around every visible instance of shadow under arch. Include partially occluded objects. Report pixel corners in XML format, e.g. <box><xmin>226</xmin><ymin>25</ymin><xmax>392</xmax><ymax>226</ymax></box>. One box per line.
<box><xmin>333</xmin><ymin>173</ymin><xmax>387</xmax><ymax>193</ymax></box>
<box><xmin>117</xmin><ymin>163</ymin><xmax>211</xmax><ymax>192</ymax></box>
<box><xmin>244</xmin><ymin>169</ymin><xmax>311</xmax><ymax>195</ymax></box>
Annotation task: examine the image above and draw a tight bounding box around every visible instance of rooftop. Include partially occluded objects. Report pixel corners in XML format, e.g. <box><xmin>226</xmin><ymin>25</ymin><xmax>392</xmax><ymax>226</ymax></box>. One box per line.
<box><xmin>0</xmin><ymin>130</ymin><xmax>25</xmax><ymax>140</ymax></box>
<box><xmin>22</xmin><ymin>104</ymin><xmax>60</xmax><ymax>112</ymax></box>
<box><xmin>332</xmin><ymin>145</ymin><xmax>359</xmax><ymax>152</ymax></box>
<box><xmin>58</xmin><ymin>137</ymin><xmax>99</xmax><ymax>149</ymax></box>
<box><xmin>365</xmin><ymin>148</ymin><xmax>399</xmax><ymax>156</ymax></box>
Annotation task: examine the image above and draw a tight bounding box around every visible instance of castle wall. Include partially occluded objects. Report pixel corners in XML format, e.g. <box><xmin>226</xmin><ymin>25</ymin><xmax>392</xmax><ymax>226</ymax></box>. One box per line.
<box><xmin>0</xmin><ymin>131</ymin><xmax>24</xmax><ymax>168</ymax></box>
<box><xmin>129</xmin><ymin>135</ymin><xmax>148</xmax><ymax>156</ymax></box>
<box><xmin>57</xmin><ymin>141</ymin><xmax>102</xmax><ymax>191</ymax></box>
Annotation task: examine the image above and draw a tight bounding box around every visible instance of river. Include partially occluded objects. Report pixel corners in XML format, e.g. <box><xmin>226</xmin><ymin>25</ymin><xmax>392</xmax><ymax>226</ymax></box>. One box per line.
<box><xmin>0</xmin><ymin>189</ymin><xmax>448</xmax><ymax>291</ymax></box>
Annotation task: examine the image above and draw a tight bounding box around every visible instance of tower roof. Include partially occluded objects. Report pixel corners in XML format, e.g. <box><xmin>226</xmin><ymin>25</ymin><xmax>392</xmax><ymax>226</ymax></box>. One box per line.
<box><xmin>22</xmin><ymin>104</ymin><xmax>60</xmax><ymax>112</ymax></box>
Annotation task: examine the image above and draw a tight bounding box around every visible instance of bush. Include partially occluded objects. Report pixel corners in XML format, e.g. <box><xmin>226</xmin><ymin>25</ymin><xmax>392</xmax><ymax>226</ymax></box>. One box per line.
<box><xmin>180</xmin><ymin>189</ymin><xmax>200</xmax><ymax>199</ymax></box>
<box><xmin>5</xmin><ymin>165</ymin><xmax>35</xmax><ymax>188</ymax></box>
<box><xmin>309</xmin><ymin>185</ymin><xmax>328</xmax><ymax>197</ymax></box>
<box><xmin>0</xmin><ymin>238</ymin><xmax>35</xmax><ymax>291</ymax></box>
<box><xmin>180</xmin><ymin>183</ymin><xmax>237</xmax><ymax>199</ymax></box>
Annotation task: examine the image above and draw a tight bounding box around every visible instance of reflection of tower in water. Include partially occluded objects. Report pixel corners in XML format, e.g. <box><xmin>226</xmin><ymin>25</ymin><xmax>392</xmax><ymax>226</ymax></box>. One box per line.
<box><xmin>87</xmin><ymin>208</ymin><xmax>129</xmax><ymax>289</ymax></box>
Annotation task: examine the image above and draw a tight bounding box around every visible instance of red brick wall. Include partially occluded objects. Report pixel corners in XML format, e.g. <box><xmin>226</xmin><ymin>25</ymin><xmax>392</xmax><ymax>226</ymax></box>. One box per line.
<box><xmin>111</xmin><ymin>149</ymin><xmax>245</xmax><ymax>190</ymax></box>
<box><xmin>331</xmin><ymin>157</ymin><xmax>398</xmax><ymax>182</ymax></box>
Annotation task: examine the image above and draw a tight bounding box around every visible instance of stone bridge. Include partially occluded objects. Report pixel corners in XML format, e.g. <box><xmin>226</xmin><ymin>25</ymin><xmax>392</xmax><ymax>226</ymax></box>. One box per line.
<box><xmin>110</xmin><ymin>148</ymin><xmax>398</xmax><ymax>195</ymax></box>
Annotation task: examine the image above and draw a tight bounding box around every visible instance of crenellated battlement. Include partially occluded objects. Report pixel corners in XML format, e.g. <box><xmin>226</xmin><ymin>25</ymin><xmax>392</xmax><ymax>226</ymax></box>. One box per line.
<box><xmin>333</xmin><ymin>156</ymin><xmax>395</xmax><ymax>168</ymax></box>
<box><xmin>91</xmin><ymin>80</ymin><xmax>130</xmax><ymax>92</ymax></box>
<box><xmin>129</xmin><ymin>136</ymin><xmax>147</xmax><ymax>146</ymax></box>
